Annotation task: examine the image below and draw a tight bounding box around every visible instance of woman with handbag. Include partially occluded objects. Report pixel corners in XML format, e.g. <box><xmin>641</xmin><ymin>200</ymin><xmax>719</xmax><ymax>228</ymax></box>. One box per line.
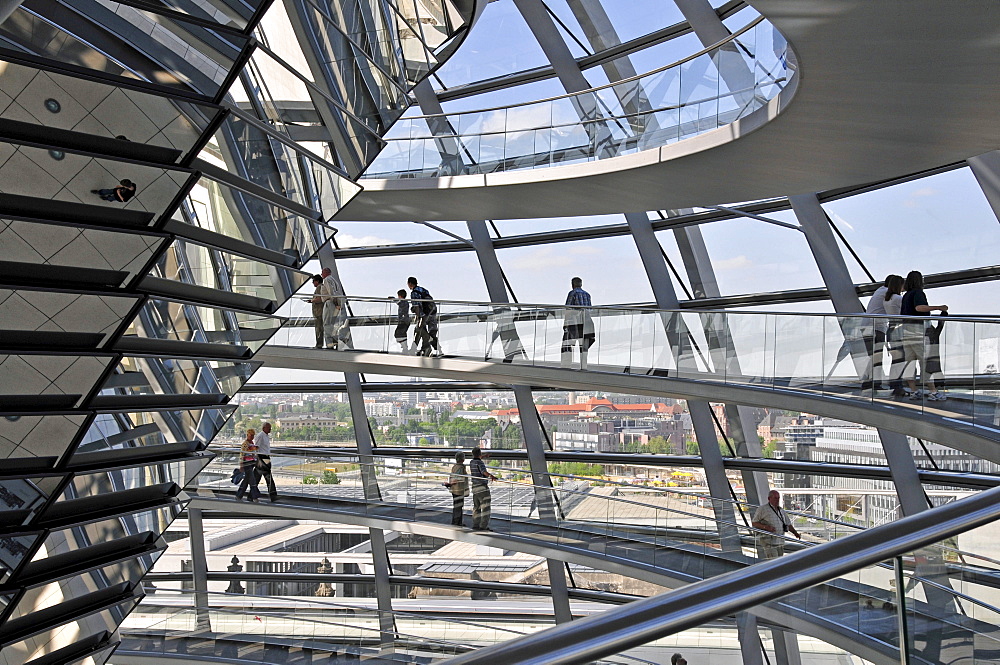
<box><xmin>234</xmin><ymin>428</ymin><xmax>261</xmax><ymax>502</ymax></box>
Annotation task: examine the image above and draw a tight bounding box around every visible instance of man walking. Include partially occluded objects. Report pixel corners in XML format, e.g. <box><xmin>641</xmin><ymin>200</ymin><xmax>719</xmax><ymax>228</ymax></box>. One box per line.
<box><xmin>561</xmin><ymin>277</ymin><xmax>594</xmax><ymax>369</ymax></box>
<box><xmin>310</xmin><ymin>274</ymin><xmax>324</xmax><ymax>348</ymax></box>
<box><xmin>751</xmin><ymin>489</ymin><xmax>800</xmax><ymax>559</ymax></box>
<box><xmin>469</xmin><ymin>447</ymin><xmax>498</xmax><ymax>531</ymax></box>
<box><xmin>254</xmin><ymin>422</ymin><xmax>278</xmax><ymax>502</ymax></box>
<box><xmin>407</xmin><ymin>276</ymin><xmax>440</xmax><ymax>356</ymax></box>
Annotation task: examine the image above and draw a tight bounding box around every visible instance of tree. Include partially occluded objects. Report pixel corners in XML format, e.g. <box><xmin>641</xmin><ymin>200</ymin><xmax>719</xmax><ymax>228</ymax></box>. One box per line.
<box><xmin>303</xmin><ymin>475</ymin><xmax>318</xmax><ymax>484</ymax></box>
<box><xmin>322</xmin><ymin>470</ymin><xmax>341</xmax><ymax>484</ymax></box>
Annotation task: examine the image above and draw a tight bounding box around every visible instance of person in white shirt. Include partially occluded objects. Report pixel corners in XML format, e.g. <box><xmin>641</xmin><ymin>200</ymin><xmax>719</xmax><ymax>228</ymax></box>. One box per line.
<box><xmin>253</xmin><ymin>422</ymin><xmax>277</xmax><ymax>502</ymax></box>
<box><xmin>864</xmin><ymin>274</ymin><xmax>904</xmax><ymax>391</ymax></box>
<box><xmin>320</xmin><ymin>268</ymin><xmax>352</xmax><ymax>350</ymax></box>
<box><xmin>751</xmin><ymin>490</ymin><xmax>800</xmax><ymax>559</ymax></box>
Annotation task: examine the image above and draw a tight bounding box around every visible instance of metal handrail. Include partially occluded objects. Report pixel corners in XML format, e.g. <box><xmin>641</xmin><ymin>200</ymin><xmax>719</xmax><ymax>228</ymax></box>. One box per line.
<box><xmin>286</xmin><ymin>294</ymin><xmax>997</xmax><ymax>325</ymax></box>
<box><xmin>437</xmin><ymin>485</ymin><xmax>1000</xmax><ymax>665</ymax></box>
<box><xmin>386</xmin><ymin>16</ymin><xmax>768</xmax><ymax>120</ymax></box>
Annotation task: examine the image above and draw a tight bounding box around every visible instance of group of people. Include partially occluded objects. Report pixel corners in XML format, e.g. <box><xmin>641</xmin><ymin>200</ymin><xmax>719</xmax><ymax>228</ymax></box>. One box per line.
<box><xmin>310</xmin><ymin>268</ymin><xmax>352</xmax><ymax>350</ymax></box>
<box><xmin>863</xmin><ymin>270</ymin><xmax>949</xmax><ymax>401</ymax></box>
<box><xmin>444</xmin><ymin>447</ymin><xmax>498</xmax><ymax>530</ymax></box>
<box><xmin>234</xmin><ymin>422</ymin><xmax>278</xmax><ymax>503</ymax></box>
<box><xmin>306</xmin><ymin>274</ymin><xmax>596</xmax><ymax>364</ymax></box>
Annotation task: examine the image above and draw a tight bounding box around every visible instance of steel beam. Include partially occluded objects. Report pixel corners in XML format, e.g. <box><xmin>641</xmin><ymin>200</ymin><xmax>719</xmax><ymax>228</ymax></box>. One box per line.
<box><xmin>467</xmin><ymin>216</ymin><xmax>572</xmax><ymax>624</ymax></box>
<box><xmin>187</xmin><ymin>507</ymin><xmax>211</xmax><ymax>631</ymax></box>
<box><xmin>791</xmin><ymin>193</ymin><xmax>928</xmax><ymax>517</ymax></box>
<box><xmin>968</xmin><ymin>151</ymin><xmax>1000</xmax><ymax>223</ymax></box>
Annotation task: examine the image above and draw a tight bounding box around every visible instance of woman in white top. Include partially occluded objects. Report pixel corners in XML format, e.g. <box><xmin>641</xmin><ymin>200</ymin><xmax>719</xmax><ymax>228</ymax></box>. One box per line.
<box><xmin>865</xmin><ymin>274</ymin><xmax>904</xmax><ymax>391</ymax></box>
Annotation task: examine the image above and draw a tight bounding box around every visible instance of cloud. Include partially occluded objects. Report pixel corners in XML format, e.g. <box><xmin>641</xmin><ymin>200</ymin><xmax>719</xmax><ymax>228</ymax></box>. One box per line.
<box><xmin>903</xmin><ymin>187</ymin><xmax>939</xmax><ymax>208</ymax></box>
<box><xmin>714</xmin><ymin>255</ymin><xmax>754</xmax><ymax>271</ymax></box>
<box><xmin>567</xmin><ymin>245</ymin><xmax>602</xmax><ymax>255</ymax></box>
<box><xmin>506</xmin><ymin>246</ymin><xmax>574</xmax><ymax>272</ymax></box>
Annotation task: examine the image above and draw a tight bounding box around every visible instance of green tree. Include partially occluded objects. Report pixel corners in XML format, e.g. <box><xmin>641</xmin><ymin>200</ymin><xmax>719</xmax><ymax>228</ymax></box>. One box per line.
<box><xmin>303</xmin><ymin>475</ymin><xmax>318</xmax><ymax>484</ymax></box>
<box><xmin>321</xmin><ymin>470</ymin><xmax>341</xmax><ymax>484</ymax></box>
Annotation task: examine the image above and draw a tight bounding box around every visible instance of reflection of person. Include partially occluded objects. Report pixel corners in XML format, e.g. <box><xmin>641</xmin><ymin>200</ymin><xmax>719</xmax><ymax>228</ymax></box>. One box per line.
<box><xmin>864</xmin><ymin>274</ymin><xmax>903</xmax><ymax>390</ymax></box>
<box><xmin>235</xmin><ymin>428</ymin><xmax>261</xmax><ymax>502</ymax></box>
<box><xmin>751</xmin><ymin>490</ymin><xmax>800</xmax><ymax>559</ymax></box>
<box><xmin>254</xmin><ymin>422</ymin><xmax>277</xmax><ymax>502</ymax></box>
<box><xmin>310</xmin><ymin>275</ymin><xmax>324</xmax><ymax>349</ymax></box>
<box><xmin>391</xmin><ymin>289</ymin><xmax>412</xmax><ymax>353</ymax></box>
<box><xmin>900</xmin><ymin>271</ymin><xmax>948</xmax><ymax>401</ymax></box>
<box><xmin>408</xmin><ymin>277</ymin><xmax>440</xmax><ymax>357</ymax></box>
<box><xmin>92</xmin><ymin>179</ymin><xmax>137</xmax><ymax>203</ymax></box>
<box><xmin>470</xmin><ymin>447</ymin><xmax>498</xmax><ymax>531</ymax></box>
<box><xmin>321</xmin><ymin>268</ymin><xmax>351</xmax><ymax>350</ymax></box>
<box><xmin>444</xmin><ymin>451</ymin><xmax>470</xmax><ymax>527</ymax></box>
<box><xmin>561</xmin><ymin>277</ymin><xmax>594</xmax><ymax>369</ymax></box>
<box><xmin>489</xmin><ymin>306</ymin><xmax>524</xmax><ymax>363</ymax></box>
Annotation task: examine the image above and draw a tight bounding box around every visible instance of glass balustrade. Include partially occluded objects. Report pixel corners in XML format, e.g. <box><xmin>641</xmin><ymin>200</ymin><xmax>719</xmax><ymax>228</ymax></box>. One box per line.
<box><xmin>120</xmin><ymin>589</ymin><xmax>646</xmax><ymax>664</ymax></box>
<box><xmin>363</xmin><ymin>18</ymin><xmax>794</xmax><ymax>179</ymax></box>
<box><xmin>268</xmin><ymin>296</ymin><xmax>1000</xmax><ymax>435</ymax></box>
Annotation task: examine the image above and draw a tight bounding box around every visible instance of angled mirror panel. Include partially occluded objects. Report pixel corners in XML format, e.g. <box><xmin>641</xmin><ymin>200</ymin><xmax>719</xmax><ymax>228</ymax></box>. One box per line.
<box><xmin>177</xmin><ymin>178</ymin><xmax>333</xmax><ymax>266</ymax></box>
<box><xmin>239</xmin><ymin>46</ymin><xmax>385</xmax><ymax>179</ymax></box>
<box><xmin>57</xmin><ymin>456</ymin><xmax>209</xmax><ymax>503</ymax></box>
<box><xmin>122</xmin><ymin>0</ymin><xmax>266</xmax><ymax>31</ymax></box>
<box><xmin>3</xmin><ymin>597</ymin><xmax>138</xmax><ymax>664</ymax></box>
<box><xmin>120</xmin><ymin>298</ymin><xmax>283</xmax><ymax>352</ymax></box>
<box><xmin>147</xmin><ymin>237</ymin><xmax>312</xmax><ymax>306</ymax></box>
<box><xmin>0</xmin><ymin>533</ymin><xmax>42</xmax><ymax>584</ymax></box>
<box><xmin>0</xmin><ymin>414</ymin><xmax>89</xmax><ymax>466</ymax></box>
<box><xmin>99</xmin><ymin>356</ymin><xmax>258</xmax><ymax>400</ymax></box>
<box><xmin>0</xmin><ymin>58</ymin><xmax>217</xmax><ymax>164</ymax></box>
<box><xmin>289</xmin><ymin>0</ymin><xmax>410</xmax><ymax>130</ymax></box>
<box><xmin>0</xmin><ymin>220</ymin><xmax>164</xmax><ymax>289</ymax></box>
<box><xmin>0</xmin><ymin>355</ymin><xmax>113</xmax><ymax>410</ymax></box>
<box><xmin>7</xmin><ymin>550</ymin><xmax>162</xmax><ymax>624</ymax></box>
<box><xmin>0</xmin><ymin>289</ymin><xmax>138</xmax><ymax>350</ymax></box>
<box><xmin>32</xmin><ymin>505</ymin><xmax>184</xmax><ymax>563</ymax></box>
<box><xmin>71</xmin><ymin>406</ymin><xmax>234</xmax><ymax>462</ymax></box>
<box><xmin>210</xmin><ymin>111</ymin><xmax>363</xmax><ymax>216</ymax></box>
<box><xmin>0</xmin><ymin>142</ymin><xmax>191</xmax><ymax>218</ymax></box>
<box><xmin>4</xmin><ymin>0</ymin><xmax>250</xmax><ymax>99</ymax></box>
<box><xmin>0</xmin><ymin>477</ymin><xmax>62</xmax><ymax>528</ymax></box>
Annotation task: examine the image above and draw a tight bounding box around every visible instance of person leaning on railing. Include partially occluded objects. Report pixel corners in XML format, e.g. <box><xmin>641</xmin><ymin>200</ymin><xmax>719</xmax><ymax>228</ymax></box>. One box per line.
<box><xmin>469</xmin><ymin>447</ymin><xmax>498</xmax><ymax>531</ymax></box>
<box><xmin>310</xmin><ymin>274</ymin><xmax>325</xmax><ymax>349</ymax></box>
<box><xmin>900</xmin><ymin>270</ymin><xmax>948</xmax><ymax>401</ymax></box>
<box><xmin>443</xmin><ymin>451</ymin><xmax>470</xmax><ymax>527</ymax></box>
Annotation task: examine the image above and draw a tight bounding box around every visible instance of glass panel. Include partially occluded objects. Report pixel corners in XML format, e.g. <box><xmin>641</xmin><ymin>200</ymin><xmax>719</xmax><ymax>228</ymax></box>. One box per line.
<box><xmin>1</xmin><ymin>0</ymin><xmax>248</xmax><ymax>98</ymax></box>
<box><xmin>122</xmin><ymin>297</ymin><xmax>283</xmax><ymax>352</ymax></box>
<box><xmin>0</xmin><ymin>57</ymin><xmax>216</xmax><ymax>162</ymax></box>
<box><xmin>177</xmin><ymin>178</ymin><xmax>332</xmax><ymax>267</ymax></box>
<box><xmin>0</xmin><ymin>219</ymin><xmax>163</xmax><ymax>286</ymax></box>
<box><xmin>0</xmin><ymin>142</ymin><xmax>189</xmax><ymax>215</ymax></box>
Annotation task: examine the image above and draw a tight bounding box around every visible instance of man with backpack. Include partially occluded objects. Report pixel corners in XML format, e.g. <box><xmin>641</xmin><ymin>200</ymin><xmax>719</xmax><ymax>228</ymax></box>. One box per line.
<box><xmin>407</xmin><ymin>276</ymin><xmax>440</xmax><ymax>356</ymax></box>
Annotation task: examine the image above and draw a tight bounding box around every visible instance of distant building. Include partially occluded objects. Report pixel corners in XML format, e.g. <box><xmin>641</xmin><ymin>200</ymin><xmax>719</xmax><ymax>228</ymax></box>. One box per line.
<box><xmin>276</xmin><ymin>414</ymin><xmax>347</xmax><ymax>429</ymax></box>
<box><xmin>554</xmin><ymin>420</ymin><xmax>616</xmax><ymax>452</ymax></box>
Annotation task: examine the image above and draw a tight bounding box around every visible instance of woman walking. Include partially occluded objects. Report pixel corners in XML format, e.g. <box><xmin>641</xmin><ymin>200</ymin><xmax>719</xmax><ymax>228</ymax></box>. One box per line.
<box><xmin>235</xmin><ymin>428</ymin><xmax>261</xmax><ymax>502</ymax></box>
